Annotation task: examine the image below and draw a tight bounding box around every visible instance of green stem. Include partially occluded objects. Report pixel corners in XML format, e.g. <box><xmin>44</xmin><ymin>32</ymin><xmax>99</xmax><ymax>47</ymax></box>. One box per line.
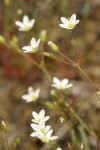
<box><xmin>71</xmin><ymin>30</ymin><xmax>79</xmax><ymax>63</ymax></box>
<box><xmin>4</xmin><ymin>130</ymin><xmax>10</xmax><ymax>150</ymax></box>
<box><xmin>77</xmin><ymin>64</ymin><xmax>99</xmax><ymax>90</ymax></box>
<box><xmin>58</xmin><ymin>50</ymin><xmax>75</xmax><ymax>64</ymax></box>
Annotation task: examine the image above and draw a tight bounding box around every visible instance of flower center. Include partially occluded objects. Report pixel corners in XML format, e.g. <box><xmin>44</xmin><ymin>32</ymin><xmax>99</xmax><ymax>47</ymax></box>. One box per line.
<box><xmin>68</xmin><ymin>23</ymin><xmax>74</xmax><ymax>29</ymax></box>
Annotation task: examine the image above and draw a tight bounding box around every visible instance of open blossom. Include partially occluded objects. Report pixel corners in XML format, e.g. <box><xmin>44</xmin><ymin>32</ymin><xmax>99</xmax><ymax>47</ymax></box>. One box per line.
<box><xmin>15</xmin><ymin>15</ymin><xmax>35</xmax><ymax>31</ymax></box>
<box><xmin>22</xmin><ymin>87</ymin><xmax>40</xmax><ymax>102</ymax></box>
<box><xmin>31</xmin><ymin>124</ymin><xmax>58</xmax><ymax>142</ymax></box>
<box><xmin>31</xmin><ymin>109</ymin><xmax>58</xmax><ymax>143</ymax></box>
<box><xmin>32</xmin><ymin>109</ymin><xmax>50</xmax><ymax>124</ymax></box>
<box><xmin>51</xmin><ymin>77</ymin><xmax>73</xmax><ymax>90</ymax></box>
<box><xmin>22</xmin><ymin>38</ymin><xmax>40</xmax><ymax>53</ymax></box>
<box><xmin>59</xmin><ymin>14</ymin><xmax>79</xmax><ymax>29</ymax></box>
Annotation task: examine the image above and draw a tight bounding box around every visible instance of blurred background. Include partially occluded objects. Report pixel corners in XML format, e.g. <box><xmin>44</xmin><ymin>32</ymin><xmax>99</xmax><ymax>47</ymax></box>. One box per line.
<box><xmin>0</xmin><ymin>0</ymin><xmax>100</xmax><ymax>149</ymax></box>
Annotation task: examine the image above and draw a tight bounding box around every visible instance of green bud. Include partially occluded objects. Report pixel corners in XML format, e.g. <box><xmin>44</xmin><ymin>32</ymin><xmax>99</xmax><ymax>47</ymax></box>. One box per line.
<box><xmin>97</xmin><ymin>91</ymin><xmax>100</xmax><ymax>99</ymax></box>
<box><xmin>4</xmin><ymin>0</ymin><xmax>11</xmax><ymax>6</ymax></box>
<box><xmin>16</xmin><ymin>9</ymin><xmax>22</xmax><ymax>16</ymax></box>
<box><xmin>43</xmin><ymin>52</ymin><xmax>54</xmax><ymax>58</ymax></box>
<box><xmin>1</xmin><ymin>121</ymin><xmax>7</xmax><ymax>131</ymax></box>
<box><xmin>48</xmin><ymin>41</ymin><xmax>59</xmax><ymax>52</ymax></box>
<box><xmin>40</xmin><ymin>30</ymin><xmax>47</xmax><ymax>42</ymax></box>
<box><xmin>0</xmin><ymin>35</ymin><xmax>6</xmax><ymax>44</ymax></box>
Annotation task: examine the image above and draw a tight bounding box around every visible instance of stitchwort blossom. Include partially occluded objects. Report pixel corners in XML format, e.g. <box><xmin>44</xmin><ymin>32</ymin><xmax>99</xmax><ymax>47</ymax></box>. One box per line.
<box><xmin>31</xmin><ymin>109</ymin><xmax>58</xmax><ymax>143</ymax></box>
<box><xmin>32</xmin><ymin>109</ymin><xmax>50</xmax><ymax>124</ymax></box>
<box><xmin>22</xmin><ymin>38</ymin><xmax>40</xmax><ymax>53</ymax></box>
<box><xmin>15</xmin><ymin>15</ymin><xmax>35</xmax><ymax>31</ymax></box>
<box><xmin>51</xmin><ymin>77</ymin><xmax>73</xmax><ymax>90</ymax></box>
<box><xmin>22</xmin><ymin>87</ymin><xmax>40</xmax><ymax>102</ymax></box>
<box><xmin>59</xmin><ymin>14</ymin><xmax>79</xmax><ymax>30</ymax></box>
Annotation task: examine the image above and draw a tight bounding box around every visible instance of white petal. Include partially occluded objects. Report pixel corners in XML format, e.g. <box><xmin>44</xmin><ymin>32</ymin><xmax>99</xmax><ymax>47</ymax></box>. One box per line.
<box><xmin>23</xmin><ymin>50</ymin><xmax>33</xmax><ymax>53</ymax></box>
<box><xmin>50</xmin><ymin>135</ymin><xmax>58</xmax><ymax>140</ymax></box>
<box><xmin>57</xmin><ymin>147</ymin><xmax>62</xmax><ymax>150</ymax></box>
<box><xmin>39</xmin><ymin>109</ymin><xmax>45</xmax><ymax>118</ymax></box>
<box><xmin>53</xmin><ymin>77</ymin><xmax>61</xmax><ymax>87</ymax></box>
<box><xmin>44</xmin><ymin>116</ymin><xmax>50</xmax><ymax>121</ymax></box>
<box><xmin>75</xmin><ymin>20</ymin><xmax>79</xmax><ymax>25</ymax></box>
<box><xmin>23</xmin><ymin>15</ymin><xmax>29</xmax><ymax>24</ymax></box>
<box><xmin>15</xmin><ymin>21</ymin><xmax>24</xmax><ymax>28</ymax></box>
<box><xmin>22</xmin><ymin>46</ymin><xmax>33</xmax><ymax>52</ymax></box>
<box><xmin>45</xmin><ymin>126</ymin><xmax>51</xmax><ymax>132</ymax></box>
<box><xmin>32</xmin><ymin>111</ymin><xmax>39</xmax><ymax>120</ymax></box>
<box><xmin>46</xmin><ymin>129</ymin><xmax>53</xmax><ymax>137</ymax></box>
<box><xmin>28</xmin><ymin>87</ymin><xmax>33</xmax><ymax>93</ymax></box>
<box><xmin>29</xmin><ymin>19</ymin><xmax>35</xmax><ymax>27</ymax></box>
<box><xmin>65</xmin><ymin>83</ymin><xmax>73</xmax><ymax>88</ymax></box>
<box><xmin>59</xmin><ymin>24</ymin><xmax>67</xmax><ymax>29</ymax></box>
<box><xmin>30</xmin><ymin>131</ymin><xmax>38</xmax><ymax>137</ymax></box>
<box><xmin>22</xmin><ymin>95</ymin><xmax>32</xmax><ymax>102</ymax></box>
<box><xmin>61</xmin><ymin>79</ymin><xmax>69</xmax><ymax>87</ymax></box>
<box><xmin>31</xmin><ymin>38</ymin><xmax>37</xmax><ymax>48</ymax></box>
<box><xmin>31</xmin><ymin>123</ymin><xmax>39</xmax><ymax>131</ymax></box>
<box><xmin>70</xmin><ymin>14</ymin><xmax>76</xmax><ymax>21</ymax></box>
<box><xmin>35</xmin><ymin>89</ymin><xmax>40</xmax><ymax>96</ymax></box>
<box><xmin>31</xmin><ymin>119</ymin><xmax>38</xmax><ymax>123</ymax></box>
<box><xmin>36</xmin><ymin>39</ymin><xmax>41</xmax><ymax>47</ymax></box>
<box><xmin>51</xmin><ymin>84</ymin><xmax>58</xmax><ymax>88</ymax></box>
<box><xmin>61</xmin><ymin>17</ymin><xmax>68</xmax><ymax>24</ymax></box>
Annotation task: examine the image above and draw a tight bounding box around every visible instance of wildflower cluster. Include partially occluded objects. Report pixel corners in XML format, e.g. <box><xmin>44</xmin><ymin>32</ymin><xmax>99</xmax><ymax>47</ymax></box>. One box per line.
<box><xmin>30</xmin><ymin>109</ymin><xmax>58</xmax><ymax>143</ymax></box>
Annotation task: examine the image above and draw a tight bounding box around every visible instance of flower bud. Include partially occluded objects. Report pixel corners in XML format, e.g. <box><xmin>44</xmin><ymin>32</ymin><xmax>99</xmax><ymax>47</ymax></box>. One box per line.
<box><xmin>48</xmin><ymin>41</ymin><xmax>59</xmax><ymax>52</ymax></box>
<box><xmin>0</xmin><ymin>36</ymin><xmax>6</xmax><ymax>44</ymax></box>
<box><xmin>1</xmin><ymin>121</ymin><xmax>7</xmax><ymax>131</ymax></box>
<box><xmin>97</xmin><ymin>91</ymin><xmax>100</xmax><ymax>99</ymax></box>
<box><xmin>40</xmin><ymin>30</ymin><xmax>47</xmax><ymax>42</ymax></box>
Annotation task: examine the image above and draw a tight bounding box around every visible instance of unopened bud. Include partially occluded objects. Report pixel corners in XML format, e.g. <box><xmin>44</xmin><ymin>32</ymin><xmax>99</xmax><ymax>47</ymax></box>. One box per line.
<box><xmin>97</xmin><ymin>91</ymin><xmax>100</xmax><ymax>99</ymax></box>
<box><xmin>4</xmin><ymin>0</ymin><xmax>11</xmax><ymax>6</ymax></box>
<box><xmin>40</xmin><ymin>30</ymin><xmax>47</xmax><ymax>42</ymax></box>
<box><xmin>48</xmin><ymin>41</ymin><xmax>59</xmax><ymax>52</ymax></box>
<box><xmin>1</xmin><ymin>121</ymin><xmax>7</xmax><ymax>131</ymax></box>
<box><xmin>43</xmin><ymin>52</ymin><xmax>54</xmax><ymax>58</ymax></box>
<box><xmin>16</xmin><ymin>9</ymin><xmax>22</xmax><ymax>16</ymax></box>
<box><xmin>0</xmin><ymin>35</ymin><xmax>6</xmax><ymax>44</ymax></box>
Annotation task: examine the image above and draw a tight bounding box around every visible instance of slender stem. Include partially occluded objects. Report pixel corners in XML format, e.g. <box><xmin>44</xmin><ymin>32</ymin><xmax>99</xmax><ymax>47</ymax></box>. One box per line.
<box><xmin>40</xmin><ymin>43</ymin><xmax>45</xmax><ymax>67</ymax></box>
<box><xmin>42</xmin><ymin>67</ymin><xmax>52</xmax><ymax>82</ymax></box>
<box><xmin>42</xmin><ymin>143</ymin><xmax>45</xmax><ymax>150</ymax></box>
<box><xmin>53</xmin><ymin>56</ymin><xmax>73</xmax><ymax>66</ymax></box>
<box><xmin>77</xmin><ymin>64</ymin><xmax>100</xmax><ymax>91</ymax></box>
<box><xmin>71</xmin><ymin>30</ymin><xmax>79</xmax><ymax>63</ymax></box>
<box><xmin>4</xmin><ymin>130</ymin><xmax>9</xmax><ymax>150</ymax></box>
<box><xmin>58</xmin><ymin>50</ymin><xmax>75</xmax><ymax>64</ymax></box>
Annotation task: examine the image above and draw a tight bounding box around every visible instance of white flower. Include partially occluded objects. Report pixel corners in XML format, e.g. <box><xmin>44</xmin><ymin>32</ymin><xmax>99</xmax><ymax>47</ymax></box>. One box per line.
<box><xmin>31</xmin><ymin>124</ymin><xmax>58</xmax><ymax>143</ymax></box>
<box><xmin>57</xmin><ymin>147</ymin><xmax>62</xmax><ymax>150</ymax></box>
<box><xmin>22</xmin><ymin>87</ymin><xmax>40</xmax><ymax>102</ymax></box>
<box><xmin>59</xmin><ymin>117</ymin><xmax>64</xmax><ymax>123</ymax></box>
<box><xmin>32</xmin><ymin>109</ymin><xmax>50</xmax><ymax>124</ymax></box>
<box><xmin>15</xmin><ymin>15</ymin><xmax>35</xmax><ymax>31</ymax></box>
<box><xmin>30</xmin><ymin>109</ymin><xmax>58</xmax><ymax>143</ymax></box>
<box><xmin>51</xmin><ymin>77</ymin><xmax>73</xmax><ymax>90</ymax></box>
<box><xmin>59</xmin><ymin>14</ymin><xmax>79</xmax><ymax>29</ymax></box>
<box><xmin>22</xmin><ymin>38</ymin><xmax>40</xmax><ymax>53</ymax></box>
